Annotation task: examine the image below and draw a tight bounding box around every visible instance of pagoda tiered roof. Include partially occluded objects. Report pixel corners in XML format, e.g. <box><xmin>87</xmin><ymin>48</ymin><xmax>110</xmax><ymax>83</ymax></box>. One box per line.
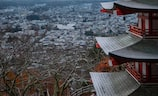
<box><xmin>110</xmin><ymin>38</ymin><xmax>158</xmax><ymax>62</ymax></box>
<box><xmin>90</xmin><ymin>1</ymin><xmax>158</xmax><ymax>95</ymax></box>
<box><xmin>115</xmin><ymin>0</ymin><xmax>158</xmax><ymax>10</ymax></box>
<box><xmin>90</xmin><ymin>71</ymin><xmax>140</xmax><ymax>96</ymax></box>
<box><xmin>96</xmin><ymin>34</ymin><xmax>158</xmax><ymax>63</ymax></box>
<box><xmin>101</xmin><ymin>0</ymin><xmax>158</xmax><ymax>15</ymax></box>
<box><xmin>96</xmin><ymin>34</ymin><xmax>142</xmax><ymax>55</ymax></box>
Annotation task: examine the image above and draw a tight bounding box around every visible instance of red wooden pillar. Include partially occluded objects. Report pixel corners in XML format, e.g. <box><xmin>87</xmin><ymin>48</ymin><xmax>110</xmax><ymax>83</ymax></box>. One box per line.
<box><xmin>141</xmin><ymin>13</ymin><xmax>146</xmax><ymax>33</ymax></box>
<box><xmin>139</xmin><ymin>62</ymin><xmax>151</xmax><ymax>82</ymax></box>
<box><xmin>146</xmin><ymin>63</ymin><xmax>151</xmax><ymax>82</ymax></box>
<box><xmin>149</xmin><ymin>13</ymin><xmax>153</xmax><ymax>35</ymax></box>
<box><xmin>138</xmin><ymin>62</ymin><xmax>143</xmax><ymax>82</ymax></box>
<box><xmin>139</xmin><ymin>62</ymin><xmax>142</xmax><ymax>74</ymax></box>
<box><xmin>138</xmin><ymin>13</ymin><xmax>149</xmax><ymax>35</ymax></box>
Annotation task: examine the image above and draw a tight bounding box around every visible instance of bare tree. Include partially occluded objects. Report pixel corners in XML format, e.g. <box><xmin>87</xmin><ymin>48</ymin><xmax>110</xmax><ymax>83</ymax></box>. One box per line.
<box><xmin>37</xmin><ymin>48</ymin><xmax>78</xmax><ymax>96</ymax></box>
<box><xmin>0</xmin><ymin>33</ymin><xmax>98</xmax><ymax>96</ymax></box>
<box><xmin>0</xmin><ymin>34</ymin><xmax>79</xmax><ymax>96</ymax></box>
<box><xmin>0</xmin><ymin>35</ymin><xmax>44</xmax><ymax>96</ymax></box>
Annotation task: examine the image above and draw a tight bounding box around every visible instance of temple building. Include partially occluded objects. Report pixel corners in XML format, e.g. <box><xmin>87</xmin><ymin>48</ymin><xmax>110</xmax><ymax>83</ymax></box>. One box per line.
<box><xmin>90</xmin><ymin>0</ymin><xmax>158</xmax><ymax>96</ymax></box>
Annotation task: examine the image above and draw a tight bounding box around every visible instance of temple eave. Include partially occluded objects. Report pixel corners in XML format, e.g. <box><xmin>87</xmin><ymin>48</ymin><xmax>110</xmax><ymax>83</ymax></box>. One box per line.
<box><xmin>109</xmin><ymin>52</ymin><xmax>158</xmax><ymax>63</ymax></box>
<box><xmin>109</xmin><ymin>39</ymin><xmax>158</xmax><ymax>63</ymax></box>
<box><xmin>101</xmin><ymin>1</ymin><xmax>158</xmax><ymax>15</ymax></box>
<box><xmin>115</xmin><ymin>3</ymin><xmax>158</xmax><ymax>13</ymax></box>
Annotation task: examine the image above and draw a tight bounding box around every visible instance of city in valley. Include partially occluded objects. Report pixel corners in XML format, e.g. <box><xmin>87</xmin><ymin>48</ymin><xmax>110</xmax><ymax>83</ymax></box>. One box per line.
<box><xmin>0</xmin><ymin>0</ymin><xmax>137</xmax><ymax>96</ymax></box>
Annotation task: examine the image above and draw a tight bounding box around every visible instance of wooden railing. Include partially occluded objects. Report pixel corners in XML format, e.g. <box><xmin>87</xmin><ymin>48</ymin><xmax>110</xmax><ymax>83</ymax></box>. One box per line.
<box><xmin>129</xmin><ymin>25</ymin><xmax>144</xmax><ymax>36</ymax></box>
<box><xmin>129</xmin><ymin>25</ymin><xmax>158</xmax><ymax>37</ymax></box>
<box><xmin>71</xmin><ymin>85</ymin><xmax>94</xmax><ymax>96</ymax></box>
<box><xmin>126</xmin><ymin>64</ymin><xmax>158</xmax><ymax>83</ymax></box>
<box><xmin>126</xmin><ymin>66</ymin><xmax>141</xmax><ymax>81</ymax></box>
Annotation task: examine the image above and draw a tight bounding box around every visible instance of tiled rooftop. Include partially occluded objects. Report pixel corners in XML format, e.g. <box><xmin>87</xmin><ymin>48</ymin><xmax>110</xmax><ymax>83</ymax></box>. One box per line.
<box><xmin>116</xmin><ymin>0</ymin><xmax>158</xmax><ymax>10</ymax></box>
<box><xmin>90</xmin><ymin>71</ymin><xmax>140</xmax><ymax>96</ymax></box>
<box><xmin>110</xmin><ymin>39</ymin><xmax>158</xmax><ymax>61</ymax></box>
<box><xmin>96</xmin><ymin>34</ymin><xmax>141</xmax><ymax>55</ymax></box>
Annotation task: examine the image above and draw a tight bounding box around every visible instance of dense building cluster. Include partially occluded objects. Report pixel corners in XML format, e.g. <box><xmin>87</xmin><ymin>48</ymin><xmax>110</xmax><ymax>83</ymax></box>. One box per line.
<box><xmin>0</xmin><ymin>2</ymin><xmax>137</xmax><ymax>50</ymax></box>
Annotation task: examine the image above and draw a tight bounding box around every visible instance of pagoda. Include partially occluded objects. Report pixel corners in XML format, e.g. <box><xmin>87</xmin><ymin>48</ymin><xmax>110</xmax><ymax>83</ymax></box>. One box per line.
<box><xmin>90</xmin><ymin>0</ymin><xmax>158</xmax><ymax>96</ymax></box>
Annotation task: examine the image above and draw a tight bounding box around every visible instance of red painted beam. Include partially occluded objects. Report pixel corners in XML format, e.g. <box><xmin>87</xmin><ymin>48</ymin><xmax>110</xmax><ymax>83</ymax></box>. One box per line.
<box><xmin>116</xmin><ymin>8</ymin><xmax>135</xmax><ymax>15</ymax></box>
<box><xmin>100</xmin><ymin>8</ymin><xmax>113</xmax><ymax>14</ymax></box>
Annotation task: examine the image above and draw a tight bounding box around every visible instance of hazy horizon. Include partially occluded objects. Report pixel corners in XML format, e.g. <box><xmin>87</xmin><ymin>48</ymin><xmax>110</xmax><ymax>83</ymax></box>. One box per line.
<box><xmin>0</xmin><ymin>0</ymin><xmax>109</xmax><ymax>1</ymax></box>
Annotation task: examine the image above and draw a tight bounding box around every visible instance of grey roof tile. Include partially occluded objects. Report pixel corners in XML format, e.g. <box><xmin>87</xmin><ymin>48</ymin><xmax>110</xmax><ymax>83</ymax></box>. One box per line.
<box><xmin>116</xmin><ymin>0</ymin><xmax>158</xmax><ymax>10</ymax></box>
<box><xmin>101</xmin><ymin>0</ymin><xmax>158</xmax><ymax>10</ymax></box>
<box><xmin>90</xmin><ymin>71</ymin><xmax>140</xmax><ymax>96</ymax></box>
<box><xmin>96</xmin><ymin>34</ymin><xmax>141</xmax><ymax>55</ymax></box>
<box><xmin>110</xmin><ymin>39</ymin><xmax>158</xmax><ymax>61</ymax></box>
